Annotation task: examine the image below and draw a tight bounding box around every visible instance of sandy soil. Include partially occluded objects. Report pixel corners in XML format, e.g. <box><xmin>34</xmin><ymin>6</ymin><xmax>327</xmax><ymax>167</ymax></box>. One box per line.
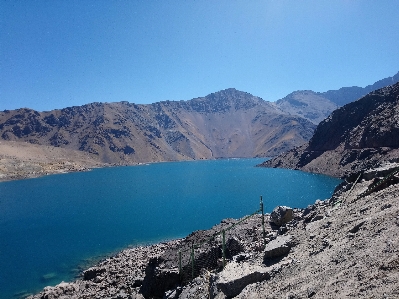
<box><xmin>0</xmin><ymin>140</ymin><xmax>105</xmax><ymax>181</ymax></box>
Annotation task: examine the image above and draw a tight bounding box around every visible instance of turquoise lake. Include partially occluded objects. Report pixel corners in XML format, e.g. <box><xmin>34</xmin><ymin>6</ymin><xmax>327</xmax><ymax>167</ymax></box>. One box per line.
<box><xmin>0</xmin><ymin>158</ymin><xmax>341</xmax><ymax>298</ymax></box>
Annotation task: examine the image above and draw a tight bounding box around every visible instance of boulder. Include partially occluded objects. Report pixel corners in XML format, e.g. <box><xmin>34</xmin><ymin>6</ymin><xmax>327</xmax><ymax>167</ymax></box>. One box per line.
<box><xmin>210</xmin><ymin>261</ymin><xmax>270</xmax><ymax>298</ymax></box>
<box><xmin>83</xmin><ymin>266</ymin><xmax>106</xmax><ymax>280</ymax></box>
<box><xmin>40</xmin><ymin>282</ymin><xmax>78</xmax><ymax>299</ymax></box>
<box><xmin>175</xmin><ymin>277</ymin><xmax>208</xmax><ymax>299</ymax></box>
<box><xmin>226</xmin><ymin>237</ymin><xmax>244</xmax><ymax>258</ymax></box>
<box><xmin>140</xmin><ymin>257</ymin><xmax>180</xmax><ymax>298</ymax></box>
<box><xmin>270</xmin><ymin>206</ymin><xmax>294</xmax><ymax>226</ymax></box>
<box><xmin>263</xmin><ymin>235</ymin><xmax>292</xmax><ymax>260</ymax></box>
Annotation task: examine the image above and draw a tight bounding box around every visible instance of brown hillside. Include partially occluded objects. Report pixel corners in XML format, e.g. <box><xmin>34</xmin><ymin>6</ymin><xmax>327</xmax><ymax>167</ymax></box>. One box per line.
<box><xmin>0</xmin><ymin>89</ymin><xmax>315</xmax><ymax>166</ymax></box>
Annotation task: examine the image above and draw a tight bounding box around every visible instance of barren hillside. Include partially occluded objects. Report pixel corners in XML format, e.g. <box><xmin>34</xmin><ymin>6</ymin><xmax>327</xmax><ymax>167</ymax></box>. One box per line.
<box><xmin>0</xmin><ymin>140</ymin><xmax>104</xmax><ymax>181</ymax></box>
<box><xmin>0</xmin><ymin>89</ymin><xmax>315</xmax><ymax>166</ymax></box>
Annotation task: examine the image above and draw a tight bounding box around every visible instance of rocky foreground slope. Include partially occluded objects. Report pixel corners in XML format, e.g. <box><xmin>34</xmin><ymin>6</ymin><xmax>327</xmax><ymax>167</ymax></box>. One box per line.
<box><xmin>27</xmin><ymin>163</ymin><xmax>399</xmax><ymax>298</ymax></box>
<box><xmin>261</xmin><ymin>82</ymin><xmax>399</xmax><ymax>178</ymax></box>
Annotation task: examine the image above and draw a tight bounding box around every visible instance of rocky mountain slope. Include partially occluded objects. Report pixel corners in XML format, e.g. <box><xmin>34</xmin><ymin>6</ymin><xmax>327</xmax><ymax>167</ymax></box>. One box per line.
<box><xmin>0</xmin><ymin>89</ymin><xmax>315</xmax><ymax>165</ymax></box>
<box><xmin>275</xmin><ymin>90</ymin><xmax>339</xmax><ymax>125</ymax></box>
<box><xmin>2</xmin><ymin>72</ymin><xmax>398</xmax><ymax>181</ymax></box>
<box><xmin>276</xmin><ymin>71</ymin><xmax>399</xmax><ymax>125</ymax></box>
<box><xmin>27</xmin><ymin>163</ymin><xmax>399</xmax><ymax>298</ymax></box>
<box><xmin>261</xmin><ymin>82</ymin><xmax>399</xmax><ymax>177</ymax></box>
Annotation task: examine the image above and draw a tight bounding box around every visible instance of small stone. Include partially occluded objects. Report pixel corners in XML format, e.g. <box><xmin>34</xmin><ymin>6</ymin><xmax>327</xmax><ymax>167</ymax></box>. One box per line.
<box><xmin>381</xmin><ymin>203</ymin><xmax>392</xmax><ymax>210</ymax></box>
<box><xmin>347</xmin><ymin>233</ymin><xmax>355</xmax><ymax>239</ymax></box>
<box><xmin>307</xmin><ymin>287</ymin><xmax>316</xmax><ymax>297</ymax></box>
<box><xmin>303</xmin><ymin>205</ymin><xmax>315</xmax><ymax>217</ymax></box>
<box><xmin>310</xmin><ymin>214</ymin><xmax>324</xmax><ymax>222</ymax></box>
<box><xmin>278</xmin><ymin>225</ymin><xmax>288</xmax><ymax>235</ymax></box>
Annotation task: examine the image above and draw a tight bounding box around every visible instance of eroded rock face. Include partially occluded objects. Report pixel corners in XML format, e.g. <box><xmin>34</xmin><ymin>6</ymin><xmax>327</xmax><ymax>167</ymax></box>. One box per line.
<box><xmin>270</xmin><ymin>206</ymin><xmax>294</xmax><ymax>226</ymax></box>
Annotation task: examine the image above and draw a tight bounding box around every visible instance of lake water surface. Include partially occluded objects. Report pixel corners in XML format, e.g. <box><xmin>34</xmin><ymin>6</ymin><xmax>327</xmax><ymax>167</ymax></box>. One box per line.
<box><xmin>0</xmin><ymin>158</ymin><xmax>341</xmax><ymax>298</ymax></box>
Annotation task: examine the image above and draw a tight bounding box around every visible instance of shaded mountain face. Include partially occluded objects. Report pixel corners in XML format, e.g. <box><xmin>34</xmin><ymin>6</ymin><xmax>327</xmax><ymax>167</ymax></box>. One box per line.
<box><xmin>0</xmin><ymin>89</ymin><xmax>315</xmax><ymax>164</ymax></box>
<box><xmin>275</xmin><ymin>71</ymin><xmax>399</xmax><ymax>125</ymax></box>
<box><xmin>261</xmin><ymin>82</ymin><xmax>399</xmax><ymax>177</ymax></box>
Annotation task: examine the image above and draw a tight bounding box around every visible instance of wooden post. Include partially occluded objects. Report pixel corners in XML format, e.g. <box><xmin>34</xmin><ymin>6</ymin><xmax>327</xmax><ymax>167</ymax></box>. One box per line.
<box><xmin>222</xmin><ymin>230</ymin><xmax>226</xmax><ymax>268</ymax></box>
<box><xmin>191</xmin><ymin>243</ymin><xmax>195</xmax><ymax>280</ymax></box>
<box><xmin>179</xmin><ymin>250</ymin><xmax>182</xmax><ymax>282</ymax></box>
<box><xmin>260</xmin><ymin>195</ymin><xmax>266</xmax><ymax>248</ymax></box>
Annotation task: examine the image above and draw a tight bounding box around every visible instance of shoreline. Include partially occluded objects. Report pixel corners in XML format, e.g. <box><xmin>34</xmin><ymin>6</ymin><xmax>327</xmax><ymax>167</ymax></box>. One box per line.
<box><xmin>0</xmin><ymin>150</ymin><xmax>270</xmax><ymax>183</ymax></box>
<box><xmin>25</xmin><ymin>163</ymin><xmax>399</xmax><ymax>298</ymax></box>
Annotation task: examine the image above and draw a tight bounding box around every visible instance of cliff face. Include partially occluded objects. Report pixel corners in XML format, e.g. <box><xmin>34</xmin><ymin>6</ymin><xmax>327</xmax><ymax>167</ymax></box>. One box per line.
<box><xmin>0</xmin><ymin>89</ymin><xmax>315</xmax><ymax>164</ymax></box>
<box><xmin>260</xmin><ymin>82</ymin><xmax>399</xmax><ymax>177</ymax></box>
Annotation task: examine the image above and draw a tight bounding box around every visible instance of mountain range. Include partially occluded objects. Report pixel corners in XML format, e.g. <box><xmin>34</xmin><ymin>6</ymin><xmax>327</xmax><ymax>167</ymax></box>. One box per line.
<box><xmin>0</xmin><ymin>89</ymin><xmax>314</xmax><ymax>164</ymax></box>
<box><xmin>261</xmin><ymin>81</ymin><xmax>399</xmax><ymax>177</ymax></box>
<box><xmin>0</xmin><ymin>71</ymin><xmax>398</xmax><ymax>168</ymax></box>
<box><xmin>275</xmin><ymin>71</ymin><xmax>399</xmax><ymax>124</ymax></box>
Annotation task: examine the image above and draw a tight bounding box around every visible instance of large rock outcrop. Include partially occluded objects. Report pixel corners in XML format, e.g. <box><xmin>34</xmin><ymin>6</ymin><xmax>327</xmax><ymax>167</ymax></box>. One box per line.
<box><xmin>209</xmin><ymin>262</ymin><xmax>270</xmax><ymax>298</ymax></box>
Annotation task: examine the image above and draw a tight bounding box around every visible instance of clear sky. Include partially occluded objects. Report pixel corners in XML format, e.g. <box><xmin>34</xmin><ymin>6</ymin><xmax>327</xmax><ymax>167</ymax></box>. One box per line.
<box><xmin>1</xmin><ymin>1</ymin><xmax>398</xmax><ymax>112</ymax></box>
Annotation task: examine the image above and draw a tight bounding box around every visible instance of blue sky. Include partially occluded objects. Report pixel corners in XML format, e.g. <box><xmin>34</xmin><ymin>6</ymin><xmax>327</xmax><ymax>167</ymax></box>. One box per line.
<box><xmin>1</xmin><ymin>1</ymin><xmax>398</xmax><ymax>112</ymax></box>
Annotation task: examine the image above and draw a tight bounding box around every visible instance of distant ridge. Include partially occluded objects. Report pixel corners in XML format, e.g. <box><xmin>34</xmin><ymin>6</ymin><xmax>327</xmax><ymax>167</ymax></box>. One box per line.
<box><xmin>0</xmin><ymin>89</ymin><xmax>315</xmax><ymax>164</ymax></box>
<box><xmin>1</xmin><ymin>71</ymin><xmax>398</xmax><ymax>171</ymax></box>
<box><xmin>261</xmin><ymin>81</ymin><xmax>399</xmax><ymax>177</ymax></box>
<box><xmin>320</xmin><ymin>71</ymin><xmax>399</xmax><ymax>106</ymax></box>
<box><xmin>275</xmin><ymin>71</ymin><xmax>399</xmax><ymax>124</ymax></box>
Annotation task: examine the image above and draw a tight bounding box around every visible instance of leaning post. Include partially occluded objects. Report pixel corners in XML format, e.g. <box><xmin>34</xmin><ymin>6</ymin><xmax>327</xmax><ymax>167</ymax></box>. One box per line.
<box><xmin>179</xmin><ymin>250</ymin><xmax>182</xmax><ymax>283</ymax></box>
<box><xmin>260</xmin><ymin>195</ymin><xmax>266</xmax><ymax>248</ymax></box>
<box><xmin>222</xmin><ymin>230</ymin><xmax>226</xmax><ymax>268</ymax></box>
<box><xmin>191</xmin><ymin>243</ymin><xmax>195</xmax><ymax>280</ymax></box>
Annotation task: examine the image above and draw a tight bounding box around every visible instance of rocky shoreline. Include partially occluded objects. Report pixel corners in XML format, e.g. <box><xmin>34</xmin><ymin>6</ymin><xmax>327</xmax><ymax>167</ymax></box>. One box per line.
<box><xmin>26</xmin><ymin>163</ymin><xmax>399</xmax><ymax>298</ymax></box>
